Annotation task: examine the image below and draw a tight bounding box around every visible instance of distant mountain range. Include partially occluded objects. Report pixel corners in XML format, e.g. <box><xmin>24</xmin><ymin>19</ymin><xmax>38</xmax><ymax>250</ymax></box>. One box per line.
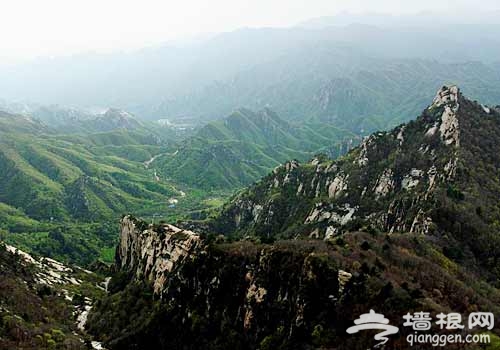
<box><xmin>1</xmin><ymin>19</ymin><xmax>500</xmax><ymax>134</ymax></box>
<box><xmin>0</xmin><ymin>102</ymin><xmax>199</xmax><ymax>135</ymax></box>
<box><xmin>87</xmin><ymin>86</ymin><xmax>500</xmax><ymax>350</ymax></box>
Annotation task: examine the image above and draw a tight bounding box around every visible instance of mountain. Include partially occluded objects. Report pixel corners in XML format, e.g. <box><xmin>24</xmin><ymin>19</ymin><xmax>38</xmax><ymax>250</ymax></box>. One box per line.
<box><xmin>2</xmin><ymin>102</ymin><xmax>199</xmax><ymax>139</ymax></box>
<box><xmin>153</xmin><ymin>55</ymin><xmax>500</xmax><ymax>134</ymax></box>
<box><xmin>0</xmin><ymin>110</ymin><xmax>189</xmax><ymax>264</ymax></box>
<box><xmin>152</xmin><ymin>108</ymin><xmax>357</xmax><ymax>189</ymax></box>
<box><xmin>86</xmin><ymin>86</ymin><xmax>500</xmax><ymax>349</ymax></box>
<box><xmin>0</xmin><ymin>111</ymin><xmax>47</xmax><ymax>134</ymax></box>
<box><xmin>0</xmin><ymin>242</ymin><xmax>105</xmax><ymax>349</ymax></box>
<box><xmin>2</xmin><ymin>22</ymin><xmax>500</xmax><ymax>134</ymax></box>
<box><xmin>29</xmin><ymin>106</ymin><xmax>147</xmax><ymax>134</ymax></box>
<box><xmin>29</xmin><ymin>105</ymin><xmax>96</xmax><ymax>128</ymax></box>
<box><xmin>78</xmin><ymin>108</ymin><xmax>144</xmax><ymax>133</ymax></box>
<box><xmin>209</xmin><ymin>85</ymin><xmax>500</xmax><ymax>274</ymax></box>
<box><xmin>0</xmin><ymin>116</ymin><xmax>179</xmax><ymax>222</ymax></box>
<box><xmin>0</xmin><ymin>104</ymin><xmax>357</xmax><ymax>264</ymax></box>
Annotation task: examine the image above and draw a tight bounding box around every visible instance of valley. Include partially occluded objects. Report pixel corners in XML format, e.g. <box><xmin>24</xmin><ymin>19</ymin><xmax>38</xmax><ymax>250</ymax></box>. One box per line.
<box><xmin>0</xmin><ymin>105</ymin><xmax>355</xmax><ymax>266</ymax></box>
<box><xmin>85</xmin><ymin>87</ymin><xmax>500</xmax><ymax>349</ymax></box>
<box><xmin>2</xmin><ymin>7</ymin><xmax>500</xmax><ymax>350</ymax></box>
<box><xmin>2</xmin><ymin>84</ymin><xmax>500</xmax><ymax>349</ymax></box>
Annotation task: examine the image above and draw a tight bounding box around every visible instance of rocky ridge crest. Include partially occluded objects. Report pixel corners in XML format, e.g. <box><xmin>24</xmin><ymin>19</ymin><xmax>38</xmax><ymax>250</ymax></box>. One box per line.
<box><xmin>211</xmin><ymin>85</ymin><xmax>496</xmax><ymax>240</ymax></box>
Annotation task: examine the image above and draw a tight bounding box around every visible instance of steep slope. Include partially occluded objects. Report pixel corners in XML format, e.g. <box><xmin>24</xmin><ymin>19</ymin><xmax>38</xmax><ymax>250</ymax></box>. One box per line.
<box><xmin>0</xmin><ymin>243</ymin><xmax>106</xmax><ymax>349</ymax></box>
<box><xmin>153</xmin><ymin>108</ymin><xmax>357</xmax><ymax>189</ymax></box>
<box><xmin>205</xmin><ymin>85</ymin><xmax>500</xmax><ymax>286</ymax></box>
<box><xmin>0</xmin><ymin>112</ymin><xmax>187</xmax><ymax>264</ymax></box>
<box><xmin>87</xmin><ymin>86</ymin><xmax>500</xmax><ymax>349</ymax></box>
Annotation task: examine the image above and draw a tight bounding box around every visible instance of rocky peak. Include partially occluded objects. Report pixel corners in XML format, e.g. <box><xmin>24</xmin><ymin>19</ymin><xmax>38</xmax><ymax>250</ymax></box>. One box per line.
<box><xmin>94</xmin><ymin>108</ymin><xmax>142</xmax><ymax>130</ymax></box>
<box><xmin>210</xmin><ymin>85</ymin><xmax>499</xmax><ymax>241</ymax></box>
<box><xmin>89</xmin><ymin>85</ymin><xmax>500</xmax><ymax>350</ymax></box>
<box><xmin>118</xmin><ymin>215</ymin><xmax>204</xmax><ymax>295</ymax></box>
<box><xmin>431</xmin><ymin>85</ymin><xmax>460</xmax><ymax>108</ymax></box>
<box><xmin>103</xmin><ymin>108</ymin><xmax>134</xmax><ymax>120</ymax></box>
<box><xmin>429</xmin><ymin>85</ymin><xmax>461</xmax><ymax>147</ymax></box>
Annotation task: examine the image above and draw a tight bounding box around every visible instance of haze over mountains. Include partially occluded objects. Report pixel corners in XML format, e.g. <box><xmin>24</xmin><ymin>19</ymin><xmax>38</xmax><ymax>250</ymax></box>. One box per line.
<box><xmin>3</xmin><ymin>8</ymin><xmax>500</xmax><ymax>350</ymax></box>
<box><xmin>2</xmin><ymin>11</ymin><xmax>500</xmax><ymax>266</ymax></box>
<box><xmin>1</xmin><ymin>13</ymin><xmax>500</xmax><ymax>135</ymax></box>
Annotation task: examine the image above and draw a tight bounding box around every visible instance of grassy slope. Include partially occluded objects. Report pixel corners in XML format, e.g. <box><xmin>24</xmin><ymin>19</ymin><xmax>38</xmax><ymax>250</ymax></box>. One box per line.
<box><xmin>0</xmin><ymin>112</ymin><xmax>196</xmax><ymax>264</ymax></box>
<box><xmin>154</xmin><ymin>108</ymin><xmax>357</xmax><ymax>190</ymax></box>
<box><xmin>0</xmin><ymin>107</ymin><xmax>352</xmax><ymax>264</ymax></box>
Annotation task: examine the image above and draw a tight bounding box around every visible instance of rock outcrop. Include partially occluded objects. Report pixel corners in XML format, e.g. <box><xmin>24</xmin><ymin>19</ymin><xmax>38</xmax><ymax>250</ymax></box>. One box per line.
<box><xmin>88</xmin><ymin>85</ymin><xmax>500</xmax><ymax>350</ymax></box>
<box><xmin>102</xmin><ymin>219</ymin><xmax>344</xmax><ymax>349</ymax></box>
<box><xmin>210</xmin><ymin>85</ymin><xmax>496</xmax><ymax>240</ymax></box>
<box><xmin>118</xmin><ymin>216</ymin><xmax>204</xmax><ymax>294</ymax></box>
<box><xmin>0</xmin><ymin>243</ymin><xmax>107</xmax><ymax>349</ymax></box>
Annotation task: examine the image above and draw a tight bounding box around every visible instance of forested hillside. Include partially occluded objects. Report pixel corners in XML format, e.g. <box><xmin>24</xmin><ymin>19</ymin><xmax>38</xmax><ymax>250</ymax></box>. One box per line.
<box><xmin>153</xmin><ymin>108</ymin><xmax>357</xmax><ymax>189</ymax></box>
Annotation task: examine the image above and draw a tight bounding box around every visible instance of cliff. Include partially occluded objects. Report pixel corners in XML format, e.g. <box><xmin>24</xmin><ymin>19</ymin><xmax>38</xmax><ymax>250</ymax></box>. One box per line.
<box><xmin>211</xmin><ymin>86</ymin><xmax>500</xmax><ymax>246</ymax></box>
<box><xmin>89</xmin><ymin>214</ymin><xmax>500</xmax><ymax>349</ymax></box>
<box><xmin>116</xmin><ymin>216</ymin><xmax>204</xmax><ymax>294</ymax></box>
<box><xmin>87</xmin><ymin>86</ymin><xmax>500</xmax><ymax>349</ymax></box>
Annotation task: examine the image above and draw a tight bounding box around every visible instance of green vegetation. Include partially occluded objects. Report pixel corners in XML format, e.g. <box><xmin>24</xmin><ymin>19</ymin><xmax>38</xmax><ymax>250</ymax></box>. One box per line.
<box><xmin>153</xmin><ymin>108</ymin><xmax>357</xmax><ymax>189</ymax></box>
<box><xmin>6</xmin><ymin>87</ymin><xmax>500</xmax><ymax>350</ymax></box>
<box><xmin>88</xmin><ymin>230</ymin><xmax>500</xmax><ymax>350</ymax></box>
<box><xmin>0</xmin><ymin>244</ymin><xmax>104</xmax><ymax>349</ymax></box>
<box><xmin>0</xmin><ymin>106</ymin><xmax>352</xmax><ymax>265</ymax></box>
<box><xmin>0</xmin><ymin>110</ymin><xmax>211</xmax><ymax>265</ymax></box>
<box><xmin>202</xmin><ymin>88</ymin><xmax>500</xmax><ymax>294</ymax></box>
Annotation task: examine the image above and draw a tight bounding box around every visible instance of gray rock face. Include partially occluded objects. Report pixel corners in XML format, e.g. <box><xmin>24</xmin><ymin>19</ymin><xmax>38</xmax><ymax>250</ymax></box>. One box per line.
<box><xmin>5</xmin><ymin>245</ymin><xmax>82</xmax><ymax>286</ymax></box>
<box><xmin>118</xmin><ymin>216</ymin><xmax>204</xmax><ymax>294</ymax></box>
<box><xmin>432</xmin><ymin>85</ymin><xmax>459</xmax><ymax>106</ymax></box>
<box><xmin>328</xmin><ymin>173</ymin><xmax>349</xmax><ymax>199</ymax></box>
<box><xmin>209</xmin><ymin>85</ymin><xmax>483</xmax><ymax>243</ymax></box>
<box><xmin>356</xmin><ymin>136</ymin><xmax>373</xmax><ymax>166</ymax></box>
<box><xmin>111</xmin><ymin>219</ymin><xmax>343</xmax><ymax>348</ymax></box>
<box><xmin>338</xmin><ymin>270</ymin><xmax>352</xmax><ymax>295</ymax></box>
<box><xmin>374</xmin><ymin>168</ymin><xmax>394</xmax><ymax>198</ymax></box>
<box><xmin>439</xmin><ymin>105</ymin><xmax>460</xmax><ymax>146</ymax></box>
<box><xmin>434</xmin><ymin>85</ymin><xmax>460</xmax><ymax>147</ymax></box>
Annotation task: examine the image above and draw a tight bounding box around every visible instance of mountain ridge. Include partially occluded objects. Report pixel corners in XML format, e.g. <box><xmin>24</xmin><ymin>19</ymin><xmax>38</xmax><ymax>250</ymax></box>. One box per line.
<box><xmin>152</xmin><ymin>107</ymin><xmax>357</xmax><ymax>189</ymax></box>
<box><xmin>86</xmin><ymin>86</ymin><xmax>500</xmax><ymax>349</ymax></box>
<box><xmin>202</xmin><ymin>85</ymin><xmax>500</xmax><ymax>281</ymax></box>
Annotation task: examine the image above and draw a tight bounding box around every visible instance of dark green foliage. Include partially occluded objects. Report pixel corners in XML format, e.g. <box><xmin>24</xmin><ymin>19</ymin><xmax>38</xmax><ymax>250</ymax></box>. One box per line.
<box><xmin>87</xmin><ymin>88</ymin><xmax>500</xmax><ymax>349</ymax></box>
<box><xmin>446</xmin><ymin>184</ymin><xmax>465</xmax><ymax>200</ymax></box>
<box><xmin>153</xmin><ymin>108</ymin><xmax>357</xmax><ymax>190</ymax></box>
<box><xmin>0</xmin><ymin>246</ymin><xmax>91</xmax><ymax>349</ymax></box>
<box><xmin>205</xmin><ymin>89</ymin><xmax>500</xmax><ymax>290</ymax></box>
<box><xmin>89</xmin><ymin>241</ymin><xmax>341</xmax><ymax>350</ymax></box>
<box><xmin>88</xmin><ymin>231</ymin><xmax>500</xmax><ymax>350</ymax></box>
<box><xmin>360</xmin><ymin>240</ymin><xmax>371</xmax><ymax>250</ymax></box>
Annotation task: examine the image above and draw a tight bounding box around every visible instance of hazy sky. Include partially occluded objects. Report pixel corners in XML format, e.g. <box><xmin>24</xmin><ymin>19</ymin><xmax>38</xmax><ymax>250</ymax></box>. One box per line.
<box><xmin>1</xmin><ymin>0</ymin><xmax>499</xmax><ymax>63</ymax></box>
